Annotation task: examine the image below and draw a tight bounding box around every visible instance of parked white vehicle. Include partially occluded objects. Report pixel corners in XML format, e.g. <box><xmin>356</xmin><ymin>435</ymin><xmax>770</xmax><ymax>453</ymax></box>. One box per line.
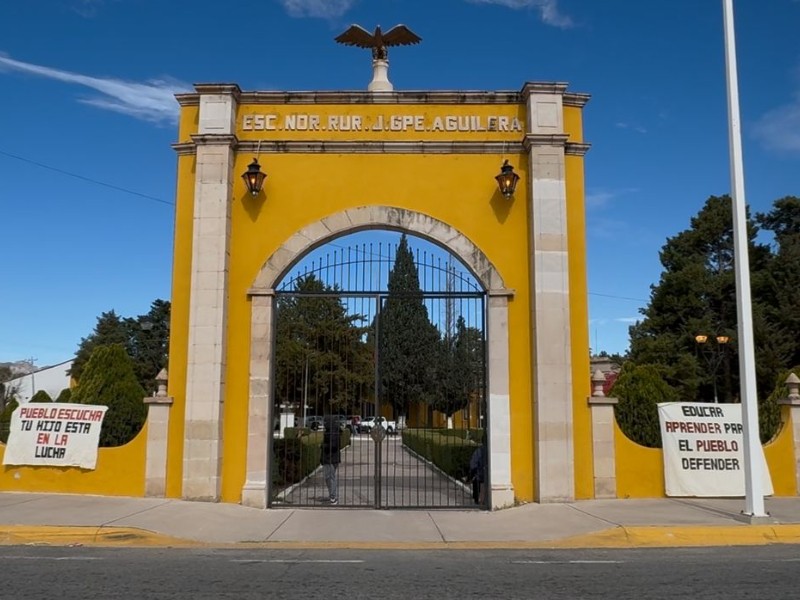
<box><xmin>359</xmin><ymin>416</ymin><xmax>397</xmax><ymax>434</ymax></box>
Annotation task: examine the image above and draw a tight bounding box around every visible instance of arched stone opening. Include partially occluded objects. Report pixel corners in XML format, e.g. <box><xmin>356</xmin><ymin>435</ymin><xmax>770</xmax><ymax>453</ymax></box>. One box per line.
<box><xmin>241</xmin><ymin>206</ymin><xmax>515</xmax><ymax>509</ymax></box>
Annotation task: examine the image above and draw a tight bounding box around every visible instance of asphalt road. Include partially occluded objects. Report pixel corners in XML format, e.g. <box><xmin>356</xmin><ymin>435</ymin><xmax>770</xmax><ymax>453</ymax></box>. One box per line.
<box><xmin>4</xmin><ymin>545</ymin><xmax>800</xmax><ymax>599</ymax></box>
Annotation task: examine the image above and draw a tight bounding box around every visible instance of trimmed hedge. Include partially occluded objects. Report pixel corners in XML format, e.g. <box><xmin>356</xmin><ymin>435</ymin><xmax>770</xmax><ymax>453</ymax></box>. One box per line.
<box><xmin>272</xmin><ymin>427</ymin><xmax>351</xmax><ymax>490</ymax></box>
<box><xmin>436</xmin><ymin>428</ymin><xmax>485</xmax><ymax>444</ymax></box>
<box><xmin>402</xmin><ymin>428</ymin><xmax>480</xmax><ymax>481</ymax></box>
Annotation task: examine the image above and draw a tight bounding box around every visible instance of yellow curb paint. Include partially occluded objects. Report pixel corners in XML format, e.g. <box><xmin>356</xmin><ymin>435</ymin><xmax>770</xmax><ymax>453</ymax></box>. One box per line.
<box><xmin>2</xmin><ymin>524</ymin><xmax>800</xmax><ymax>550</ymax></box>
<box><xmin>0</xmin><ymin>526</ymin><xmax>196</xmax><ymax>548</ymax></box>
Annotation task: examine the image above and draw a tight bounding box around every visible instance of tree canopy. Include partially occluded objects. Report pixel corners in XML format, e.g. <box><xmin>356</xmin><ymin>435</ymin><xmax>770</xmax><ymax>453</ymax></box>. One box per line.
<box><xmin>274</xmin><ymin>274</ymin><xmax>373</xmax><ymax>416</ymax></box>
<box><xmin>622</xmin><ymin>194</ymin><xmax>800</xmax><ymax>443</ymax></box>
<box><xmin>377</xmin><ymin>234</ymin><xmax>442</xmax><ymax>418</ymax></box>
<box><xmin>70</xmin><ymin>300</ymin><xmax>170</xmax><ymax>393</ymax></box>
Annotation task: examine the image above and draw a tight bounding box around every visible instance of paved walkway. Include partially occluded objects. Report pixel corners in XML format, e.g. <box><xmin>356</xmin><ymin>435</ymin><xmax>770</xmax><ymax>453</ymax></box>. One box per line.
<box><xmin>2</xmin><ymin>492</ymin><xmax>800</xmax><ymax>549</ymax></box>
<box><xmin>275</xmin><ymin>435</ymin><xmax>475</xmax><ymax>508</ymax></box>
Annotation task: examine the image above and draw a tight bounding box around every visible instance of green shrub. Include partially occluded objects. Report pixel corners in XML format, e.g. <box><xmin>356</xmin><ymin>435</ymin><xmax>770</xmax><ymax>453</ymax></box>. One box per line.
<box><xmin>70</xmin><ymin>344</ymin><xmax>146</xmax><ymax>447</ymax></box>
<box><xmin>0</xmin><ymin>399</ymin><xmax>18</xmax><ymax>444</ymax></box>
<box><xmin>612</xmin><ymin>364</ymin><xmax>679</xmax><ymax>448</ymax></box>
<box><xmin>56</xmin><ymin>388</ymin><xmax>73</xmax><ymax>403</ymax></box>
<box><xmin>29</xmin><ymin>390</ymin><xmax>53</xmax><ymax>403</ymax></box>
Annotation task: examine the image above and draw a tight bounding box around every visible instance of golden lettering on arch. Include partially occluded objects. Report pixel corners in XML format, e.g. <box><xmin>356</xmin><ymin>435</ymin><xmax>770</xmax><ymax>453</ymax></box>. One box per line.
<box><xmin>240</xmin><ymin>112</ymin><xmax>523</xmax><ymax>135</ymax></box>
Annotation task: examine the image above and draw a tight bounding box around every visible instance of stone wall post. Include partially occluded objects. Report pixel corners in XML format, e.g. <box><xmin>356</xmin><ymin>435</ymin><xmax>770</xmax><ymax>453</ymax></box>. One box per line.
<box><xmin>778</xmin><ymin>373</ymin><xmax>800</xmax><ymax>494</ymax></box>
<box><xmin>587</xmin><ymin>369</ymin><xmax>618</xmax><ymax>499</ymax></box>
<box><xmin>144</xmin><ymin>368</ymin><xmax>173</xmax><ymax>497</ymax></box>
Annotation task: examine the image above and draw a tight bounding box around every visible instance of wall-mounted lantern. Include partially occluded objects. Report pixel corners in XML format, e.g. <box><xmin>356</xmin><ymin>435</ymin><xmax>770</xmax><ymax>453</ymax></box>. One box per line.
<box><xmin>495</xmin><ymin>159</ymin><xmax>520</xmax><ymax>198</ymax></box>
<box><xmin>242</xmin><ymin>158</ymin><xmax>267</xmax><ymax>196</ymax></box>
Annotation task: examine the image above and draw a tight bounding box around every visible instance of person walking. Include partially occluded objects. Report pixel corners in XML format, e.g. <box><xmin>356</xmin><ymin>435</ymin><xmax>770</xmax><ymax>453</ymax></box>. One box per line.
<box><xmin>321</xmin><ymin>415</ymin><xmax>341</xmax><ymax>505</ymax></box>
<box><xmin>469</xmin><ymin>443</ymin><xmax>486</xmax><ymax>505</ymax></box>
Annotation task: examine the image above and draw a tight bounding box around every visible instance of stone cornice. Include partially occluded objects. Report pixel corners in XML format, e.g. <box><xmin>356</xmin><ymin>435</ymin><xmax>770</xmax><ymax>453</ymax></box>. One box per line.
<box><xmin>564</xmin><ymin>92</ymin><xmax>591</xmax><ymax>108</ymax></box>
<box><xmin>175</xmin><ymin>84</ymin><xmax>589</xmax><ymax>107</ymax></box>
<box><xmin>488</xmin><ymin>288</ymin><xmax>516</xmax><ymax>298</ymax></box>
<box><xmin>172</xmin><ymin>142</ymin><xmax>196</xmax><ymax>155</ymax></box>
<box><xmin>194</xmin><ymin>83</ymin><xmax>242</xmax><ymax>99</ymax></box>
<box><xmin>176</xmin><ymin>93</ymin><xmax>200</xmax><ymax>107</ymax></box>
<box><xmin>588</xmin><ymin>396</ymin><xmax>619</xmax><ymax>406</ymax></box>
<box><xmin>522</xmin><ymin>134</ymin><xmax>570</xmax><ymax>150</ymax></box>
<box><xmin>144</xmin><ymin>395</ymin><xmax>174</xmax><ymax>406</ymax></box>
<box><xmin>247</xmin><ymin>288</ymin><xmax>277</xmax><ymax>297</ymax></box>
<box><xmin>565</xmin><ymin>142</ymin><xmax>591</xmax><ymax>156</ymax></box>
<box><xmin>520</xmin><ymin>82</ymin><xmax>569</xmax><ymax>98</ymax></box>
<box><xmin>239</xmin><ymin>90</ymin><xmax>522</xmax><ymax>104</ymax></box>
<box><xmin>235</xmin><ymin>140</ymin><xmax>526</xmax><ymax>154</ymax></box>
<box><xmin>190</xmin><ymin>134</ymin><xmax>239</xmax><ymax>147</ymax></box>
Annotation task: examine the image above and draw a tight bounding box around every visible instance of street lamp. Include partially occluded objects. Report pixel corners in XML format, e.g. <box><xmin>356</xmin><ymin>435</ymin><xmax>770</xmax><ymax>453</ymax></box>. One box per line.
<box><xmin>694</xmin><ymin>334</ymin><xmax>730</xmax><ymax>403</ymax></box>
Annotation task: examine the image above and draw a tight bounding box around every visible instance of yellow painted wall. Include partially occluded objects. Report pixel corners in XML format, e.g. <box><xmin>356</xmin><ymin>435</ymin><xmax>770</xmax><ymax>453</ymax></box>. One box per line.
<box><xmin>564</xmin><ymin>104</ymin><xmax>592</xmax><ymax>499</ymax></box>
<box><xmin>166</xmin><ymin>98</ymin><xmax>588</xmax><ymax>504</ymax></box>
<box><xmin>615</xmin><ymin>407</ymin><xmax>796</xmax><ymax>498</ymax></box>
<box><xmin>0</xmin><ymin>424</ymin><xmax>147</xmax><ymax>496</ymax></box>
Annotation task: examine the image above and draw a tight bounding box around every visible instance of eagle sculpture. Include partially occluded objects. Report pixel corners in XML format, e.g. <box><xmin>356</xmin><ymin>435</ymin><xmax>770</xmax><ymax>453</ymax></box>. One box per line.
<box><xmin>335</xmin><ymin>24</ymin><xmax>421</xmax><ymax>60</ymax></box>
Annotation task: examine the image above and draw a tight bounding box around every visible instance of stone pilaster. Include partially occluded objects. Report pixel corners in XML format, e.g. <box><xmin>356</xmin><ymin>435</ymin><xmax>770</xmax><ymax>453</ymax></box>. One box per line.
<box><xmin>242</xmin><ymin>292</ymin><xmax>275</xmax><ymax>509</ymax></box>
<box><xmin>522</xmin><ymin>83</ymin><xmax>575</xmax><ymax>502</ymax></box>
<box><xmin>487</xmin><ymin>290</ymin><xmax>515</xmax><ymax>509</ymax></box>
<box><xmin>182</xmin><ymin>86</ymin><xmax>238</xmax><ymax>501</ymax></box>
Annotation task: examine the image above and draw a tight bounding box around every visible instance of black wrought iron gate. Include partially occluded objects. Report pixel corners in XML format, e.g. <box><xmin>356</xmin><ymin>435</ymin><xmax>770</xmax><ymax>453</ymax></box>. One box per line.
<box><xmin>269</xmin><ymin>237</ymin><xmax>488</xmax><ymax>509</ymax></box>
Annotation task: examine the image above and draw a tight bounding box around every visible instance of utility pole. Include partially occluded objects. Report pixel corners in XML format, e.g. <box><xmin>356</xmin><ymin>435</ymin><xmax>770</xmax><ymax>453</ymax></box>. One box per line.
<box><xmin>722</xmin><ymin>0</ymin><xmax>767</xmax><ymax>520</ymax></box>
<box><xmin>27</xmin><ymin>357</ymin><xmax>37</xmax><ymax>398</ymax></box>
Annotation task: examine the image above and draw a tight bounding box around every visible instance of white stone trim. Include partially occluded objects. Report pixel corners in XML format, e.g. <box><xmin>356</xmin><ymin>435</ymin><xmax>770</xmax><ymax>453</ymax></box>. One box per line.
<box><xmin>143</xmin><ymin>395</ymin><xmax>173</xmax><ymax>497</ymax></box>
<box><xmin>779</xmin><ymin>399</ymin><xmax>800</xmax><ymax>495</ymax></box>
<box><xmin>182</xmin><ymin>94</ymin><xmax>238</xmax><ymax>502</ymax></box>
<box><xmin>244</xmin><ymin>207</ymin><xmax>514</xmax><ymax>509</ymax></box>
<box><xmin>526</xmin><ymin>91</ymin><xmax>575</xmax><ymax>503</ymax></box>
<box><xmin>588</xmin><ymin>396</ymin><xmax>619</xmax><ymax>499</ymax></box>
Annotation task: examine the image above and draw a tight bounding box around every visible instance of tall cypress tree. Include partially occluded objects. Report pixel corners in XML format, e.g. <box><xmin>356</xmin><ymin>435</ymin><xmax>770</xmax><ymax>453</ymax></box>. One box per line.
<box><xmin>71</xmin><ymin>344</ymin><xmax>146</xmax><ymax>447</ymax></box>
<box><xmin>378</xmin><ymin>234</ymin><xmax>441</xmax><ymax>419</ymax></box>
<box><xmin>69</xmin><ymin>310</ymin><xmax>128</xmax><ymax>383</ymax></box>
<box><xmin>436</xmin><ymin>317</ymin><xmax>484</xmax><ymax>420</ymax></box>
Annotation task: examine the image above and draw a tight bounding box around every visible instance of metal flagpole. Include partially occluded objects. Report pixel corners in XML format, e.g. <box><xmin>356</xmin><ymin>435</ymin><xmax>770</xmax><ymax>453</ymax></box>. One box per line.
<box><xmin>722</xmin><ymin>0</ymin><xmax>768</xmax><ymax>519</ymax></box>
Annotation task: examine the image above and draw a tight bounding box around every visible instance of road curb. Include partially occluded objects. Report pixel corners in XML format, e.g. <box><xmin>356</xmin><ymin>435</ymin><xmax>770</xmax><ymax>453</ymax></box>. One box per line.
<box><xmin>0</xmin><ymin>526</ymin><xmax>197</xmax><ymax>548</ymax></box>
<box><xmin>3</xmin><ymin>524</ymin><xmax>800</xmax><ymax>550</ymax></box>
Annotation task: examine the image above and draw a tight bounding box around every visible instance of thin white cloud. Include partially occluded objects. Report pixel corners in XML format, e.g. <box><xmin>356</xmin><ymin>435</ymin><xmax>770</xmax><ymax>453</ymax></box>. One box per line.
<box><xmin>614</xmin><ymin>317</ymin><xmax>640</xmax><ymax>324</ymax></box>
<box><xmin>615</xmin><ymin>122</ymin><xmax>647</xmax><ymax>134</ymax></box>
<box><xmin>0</xmin><ymin>55</ymin><xmax>189</xmax><ymax>124</ymax></box>
<box><xmin>72</xmin><ymin>0</ymin><xmax>106</xmax><ymax>18</ymax></box>
<box><xmin>585</xmin><ymin>187</ymin><xmax>639</xmax><ymax>209</ymax></box>
<box><xmin>278</xmin><ymin>0</ymin><xmax>356</xmax><ymax>19</ymax></box>
<box><xmin>752</xmin><ymin>92</ymin><xmax>800</xmax><ymax>154</ymax></box>
<box><xmin>465</xmin><ymin>0</ymin><xmax>573</xmax><ymax>28</ymax></box>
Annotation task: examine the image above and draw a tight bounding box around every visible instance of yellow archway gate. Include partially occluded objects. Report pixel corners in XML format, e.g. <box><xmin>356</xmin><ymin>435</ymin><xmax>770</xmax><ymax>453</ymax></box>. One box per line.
<box><xmin>166</xmin><ymin>83</ymin><xmax>594</xmax><ymax>508</ymax></box>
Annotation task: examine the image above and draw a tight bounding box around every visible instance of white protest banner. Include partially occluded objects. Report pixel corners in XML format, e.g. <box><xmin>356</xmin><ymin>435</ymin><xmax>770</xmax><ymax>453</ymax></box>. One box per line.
<box><xmin>2</xmin><ymin>403</ymin><xmax>108</xmax><ymax>470</ymax></box>
<box><xmin>658</xmin><ymin>402</ymin><xmax>773</xmax><ymax>497</ymax></box>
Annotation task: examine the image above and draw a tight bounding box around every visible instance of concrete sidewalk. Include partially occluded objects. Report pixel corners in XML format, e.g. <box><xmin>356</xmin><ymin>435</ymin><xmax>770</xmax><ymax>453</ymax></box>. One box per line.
<box><xmin>2</xmin><ymin>492</ymin><xmax>800</xmax><ymax>549</ymax></box>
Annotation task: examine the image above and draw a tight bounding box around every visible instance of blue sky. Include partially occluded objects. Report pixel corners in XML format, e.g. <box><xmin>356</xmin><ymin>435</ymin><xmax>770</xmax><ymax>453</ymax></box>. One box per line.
<box><xmin>1</xmin><ymin>0</ymin><xmax>798</xmax><ymax>367</ymax></box>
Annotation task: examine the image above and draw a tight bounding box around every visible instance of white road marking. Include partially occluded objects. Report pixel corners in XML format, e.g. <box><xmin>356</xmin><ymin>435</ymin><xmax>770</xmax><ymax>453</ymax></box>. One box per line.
<box><xmin>0</xmin><ymin>556</ymin><xmax>103</xmax><ymax>561</ymax></box>
<box><xmin>512</xmin><ymin>560</ymin><xmax>623</xmax><ymax>564</ymax></box>
<box><xmin>231</xmin><ymin>559</ymin><xmax>365</xmax><ymax>564</ymax></box>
